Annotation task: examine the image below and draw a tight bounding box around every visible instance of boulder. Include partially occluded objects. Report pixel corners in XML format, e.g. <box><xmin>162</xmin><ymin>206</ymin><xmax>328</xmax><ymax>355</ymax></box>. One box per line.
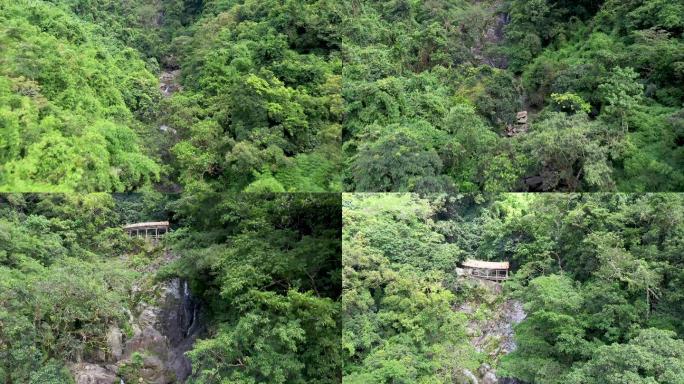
<box><xmin>123</xmin><ymin>326</ymin><xmax>169</xmax><ymax>359</ymax></box>
<box><xmin>482</xmin><ymin>371</ymin><xmax>498</xmax><ymax>384</ymax></box>
<box><xmin>139</xmin><ymin>354</ymin><xmax>171</xmax><ymax>384</ymax></box>
<box><xmin>461</xmin><ymin>369</ymin><xmax>479</xmax><ymax>384</ymax></box>
<box><xmin>506</xmin><ymin>111</ymin><xmax>530</xmax><ymax>137</ymax></box>
<box><xmin>71</xmin><ymin>363</ymin><xmax>118</xmax><ymax>384</ymax></box>
<box><xmin>107</xmin><ymin>325</ymin><xmax>124</xmax><ymax>361</ymax></box>
<box><xmin>516</xmin><ymin>111</ymin><xmax>528</xmax><ymax>124</ymax></box>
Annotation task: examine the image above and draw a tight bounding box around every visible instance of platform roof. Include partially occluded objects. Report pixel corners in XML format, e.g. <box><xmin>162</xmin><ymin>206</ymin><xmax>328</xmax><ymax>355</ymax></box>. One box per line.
<box><xmin>462</xmin><ymin>259</ymin><xmax>509</xmax><ymax>270</ymax></box>
<box><xmin>123</xmin><ymin>221</ymin><xmax>170</xmax><ymax>230</ymax></box>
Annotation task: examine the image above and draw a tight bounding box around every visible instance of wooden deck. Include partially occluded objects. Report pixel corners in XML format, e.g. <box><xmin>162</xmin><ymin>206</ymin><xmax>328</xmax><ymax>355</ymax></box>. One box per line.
<box><xmin>461</xmin><ymin>259</ymin><xmax>509</xmax><ymax>281</ymax></box>
<box><xmin>124</xmin><ymin>221</ymin><xmax>170</xmax><ymax>240</ymax></box>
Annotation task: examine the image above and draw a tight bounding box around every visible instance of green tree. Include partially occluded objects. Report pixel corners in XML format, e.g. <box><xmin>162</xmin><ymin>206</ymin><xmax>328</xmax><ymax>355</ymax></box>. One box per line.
<box><xmin>567</xmin><ymin>329</ymin><xmax>684</xmax><ymax>384</ymax></box>
<box><xmin>598</xmin><ymin>67</ymin><xmax>644</xmax><ymax>134</ymax></box>
<box><xmin>521</xmin><ymin>113</ymin><xmax>613</xmax><ymax>191</ymax></box>
<box><xmin>164</xmin><ymin>193</ymin><xmax>342</xmax><ymax>383</ymax></box>
<box><xmin>349</xmin><ymin>124</ymin><xmax>446</xmax><ymax>192</ymax></box>
<box><xmin>342</xmin><ymin>194</ymin><xmax>478</xmax><ymax>383</ymax></box>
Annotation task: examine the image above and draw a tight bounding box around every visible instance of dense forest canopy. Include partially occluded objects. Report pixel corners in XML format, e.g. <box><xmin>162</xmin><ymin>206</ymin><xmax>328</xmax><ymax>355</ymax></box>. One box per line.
<box><xmin>0</xmin><ymin>0</ymin><xmax>342</xmax><ymax>193</ymax></box>
<box><xmin>2</xmin><ymin>0</ymin><xmax>683</xmax><ymax>192</ymax></box>
<box><xmin>0</xmin><ymin>1</ymin><xmax>161</xmax><ymax>192</ymax></box>
<box><xmin>163</xmin><ymin>192</ymin><xmax>342</xmax><ymax>383</ymax></box>
<box><xmin>343</xmin><ymin>193</ymin><xmax>684</xmax><ymax>383</ymax></box>
<box><xmin>343</xmin><ymin>0</ymin><xmax>684</xmax><ymax>192</ymax></box>
<box><xmin>163</xmin><ymin>0</ymin><xmax>343</xmax><ymax>193</ymax></box>
<box><xmin>0</xmin><ymin>192</ymin><xmax>341</xmax><ymax>383</ymax></box>
<box><xmin>3</xmin><ymin>1</ymin><xmax>684</xmax><ymax>383</ymax></box>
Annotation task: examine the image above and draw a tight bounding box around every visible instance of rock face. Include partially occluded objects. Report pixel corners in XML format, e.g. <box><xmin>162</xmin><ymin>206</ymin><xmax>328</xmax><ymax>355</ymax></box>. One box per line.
<box><xmin>515</xmin><ymin>111</ymin><xmax>527</xmax><ymax>125</ymax></box>
<box><xmin>479</xmin><ymin>364</ymin><xmax>499</xmax><ymax>384</ymax></box>
<box><xmin>461</xmin><ymin>369</ymin><xmax>479</xmax><ymax>384</ymax></box>
<box><xmin>505</xmin><ymin>111</ymin><xmax>529</xmax><ymax>137</ymax></box>
<box><xmin>107</xmin><ymin>326</ymin><xmax>124</xmax><ymax>361</ymax></box>
<box><xmin>71</xmin><ymin>363</ymin><xmax>119</xmax><ymax>384</ymax></box>
<box><xmin>465</xmin><ymin>297</ymin><xmax>525</xmax><ymax>355</ymax></box>
<box><xmin>500</xmin><ymin>300</ymin><xmax>526</xmax><ymax>353</ymax></box>
<box><xmin>71</xmin><ymin>278</ymin><xmax>203</xmax><ymax>383</ymax></box>
<box><xmin>158</xmin><ymin>70</ymin><xmax>180</xmax><ymax>137</ymax></box>
<box><xmin>469</xmin><ymin>4</ymin><xmax>510</xmax><ymax>69</ymax></box>
<box><xmin>119</xmin><ymin>278</ymin><xmax>202</xmax><ymax>382</ymax></box>
<box><xmin>156</xmin><ymin>279</ymin><xmax>202</xmax><ymax>380</ymax></box>
<box><xmin>483</xmin><ymin>371</ymin><xmax>498</xmax><ymax>384</ymax></box>
<box><xmin>456</xmin><ymin>278</ymin><xmax>526</xmax><ymax>384</ymax></box>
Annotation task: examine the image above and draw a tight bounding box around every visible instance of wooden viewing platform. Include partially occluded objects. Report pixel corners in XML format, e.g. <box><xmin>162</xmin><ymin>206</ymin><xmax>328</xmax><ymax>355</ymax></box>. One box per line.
<box><xmin>461</xmin><ymin>259</ymin><xmax>509</xmax><ymax>281</ymax></box>
<box><xmin>123</xmin><ymin>221</ymin><xmax>170</xmax><ymax>240</ymax></box>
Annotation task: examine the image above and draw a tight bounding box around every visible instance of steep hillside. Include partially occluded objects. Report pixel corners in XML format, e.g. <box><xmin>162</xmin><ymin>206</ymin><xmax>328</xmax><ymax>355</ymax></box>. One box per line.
<box><xmin>0</xmin><ymin>0</ymin><xmax>342</xmax><ymax>193</ymax></box>
<box><xmin>342</xmin><ymin>0</ymin><xmax>684</xmax><ymax>192</ymax></box>
<box><xmin>0</xmin><ymin>2</ymin><xmax>161</xmax><ymax>191</ymax></box>
<box><xmin>0</xmin><ymin>193</ymin><xmax>174</xmax><ymax>381</ymax></box>
<box><xmin>0</xmin><ymin>192</ymin><xmax>341</xmax><ymax>383</ymax></box>
<box><xmin>2</xmin><ymin>0</ymin><xmax>681</xmax><ymax>192</ymax></box>
<box><xmin>343</xmin><ymin>193</ymin><xmax>684</xmax><ymax>383</ymax></box>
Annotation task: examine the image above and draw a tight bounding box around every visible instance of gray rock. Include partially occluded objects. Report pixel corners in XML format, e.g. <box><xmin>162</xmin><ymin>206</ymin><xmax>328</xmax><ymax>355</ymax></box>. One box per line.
<box><xmin>107</xmin><ymin>325</ymin><xmax>124</xmax><ymax>361</ymax></box>
<box><xmin>72</xmin><ymin>273</ymin><xmax>203</xmax><ymax>383</ymax></box>
<box><xmin>500</xmin><ymin>300</ymin><xmax>526</xmax><ymax>353</ymax></box>
<box><xmin>159</xmin><ymin>70</ymin><xmax>182</xmax><ymax>97</ymax></box>
<box><xmin>516</xmin><ymin>111</ymin><xmax>528</xmax><ymax>124</ymax></box>
<box><xmin>483</xmin><ymin>371</ymin><xmax>498</xmax><ymax>384</ymax></box>
<box><xmin>456</xmin><ymin>285</ymin><xmax>527</xmax><ymax>384</ymax></box>
<box><xmin>159</xmin><ymin>125</ymin><xmax>177</xmax><ymax>134</ymax></box>
<box><xmin>506</xmin><ymin>111</ymin><xmax>530</xmax><ymax>137</ymax></box>
<box><xmin>119</xmin><ymin>278</ymin><xmax>202</xmax><ymax>382</ymax></box>
<box><xmin>71</xmin><ymin>363</ymin><xmax>118</xmax><ymax>384</ymax></box>
<box><xmin>461</xmin><ymin>369</ymin><xmax>479</xmax><ymax>384</ymax></box>
<box><xmin>139</xmin><ymin>354</ymin><xmax>170</xmax><ymax>384</ymax></box>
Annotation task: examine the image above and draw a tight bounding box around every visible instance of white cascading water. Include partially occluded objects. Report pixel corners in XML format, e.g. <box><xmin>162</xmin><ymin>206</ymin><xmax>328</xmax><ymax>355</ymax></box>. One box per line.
<box><xmin>182</xmin><ymin>280</ymin><xmax>198</xmax><ymax>337</ymax></box>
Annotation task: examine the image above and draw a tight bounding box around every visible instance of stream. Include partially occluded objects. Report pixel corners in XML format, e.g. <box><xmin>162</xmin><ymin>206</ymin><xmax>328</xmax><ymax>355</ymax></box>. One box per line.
<box><xmin>159</xmin><ymin>69</ymin><xmax>181</xmax><ymax>97</ymax></box>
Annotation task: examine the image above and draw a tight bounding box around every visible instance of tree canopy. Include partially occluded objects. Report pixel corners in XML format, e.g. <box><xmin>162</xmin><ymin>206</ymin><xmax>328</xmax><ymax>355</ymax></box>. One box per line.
<box><xmin>342</xmin><ymin>0</ymin><xmax>684</xmax><ymax>192</ymax></box>
<box><xmin>343</xmin><ymin>193</ymin><xmax>684</xmax><ymax>383</ymax></box>
<box><xmin>2</xmin><ymin>0</ymin><xmax>682</xmax><ymax>192</ymax></box>
<box><xmin>163</xmin><ymin>192</ymin><xmax>342</xmax><ymax>383</ymax></box>
<box><xmin>0</xmin><ymin>191</ymin><xmax>341</xmax><ymax>383</ymax></box>
<box><xmin>0</xmin><ymin>2</ymin><xmax>161</xmax><ymax>192</ymax></box>
<box><xmin>0</xmin><ymin>0</ymin><xmax>341</xmax><ymax>193</ymax></box>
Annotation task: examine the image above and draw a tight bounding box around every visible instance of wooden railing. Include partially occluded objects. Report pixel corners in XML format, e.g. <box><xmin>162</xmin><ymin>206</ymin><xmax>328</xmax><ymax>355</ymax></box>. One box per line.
<box><xmin>123</xmin><ymin>221</ymin><xmax>170</xmax><ymax>241</ymax></box>
<box><xmin>464</xmin><ymin>267</ymin><xmax>508</xmax><ymax>281</ymax></box>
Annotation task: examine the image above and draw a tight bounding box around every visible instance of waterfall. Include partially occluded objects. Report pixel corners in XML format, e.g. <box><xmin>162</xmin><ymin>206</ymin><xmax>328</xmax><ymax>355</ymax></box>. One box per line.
<box><xmin>180</xmin><ymin>280</ymin><xmax>198</xmax><ymax>337</ymax></box>
<box><xmin>163</xmin><ymin>279</ymin><xmax>203</xmax><ymax>380</ymax></box>
<box><xmin>187</xmin><ymin>306</ymin><xmax>199</xmax><ymax>337</ymax></box>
